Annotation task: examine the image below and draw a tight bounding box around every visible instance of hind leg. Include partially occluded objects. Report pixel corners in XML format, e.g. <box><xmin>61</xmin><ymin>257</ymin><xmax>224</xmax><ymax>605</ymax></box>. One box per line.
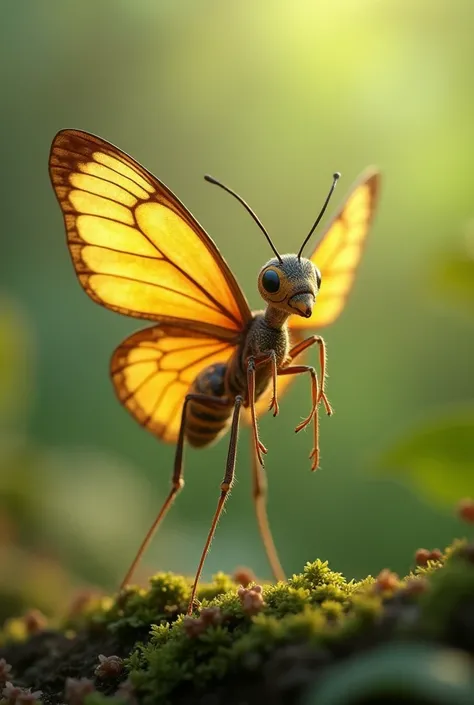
<box><xmin>120</xmin><ymin>392</ymin><xmax>231</xmax><ymax>590</ymax></box>
<box><xmin>249</xmin><ymin>436</ymin><xmax>285</xmax><ymax>582</ymax></box>
<box><xmin>187</xmin><ymin>394</ymin><xmax>244</xmax><ymax>615</ymax></box>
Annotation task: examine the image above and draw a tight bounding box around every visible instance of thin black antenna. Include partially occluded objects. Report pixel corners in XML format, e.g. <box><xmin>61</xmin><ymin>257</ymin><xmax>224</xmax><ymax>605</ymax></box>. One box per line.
<box><xmin>204</xmin><ymin>174</ymin><xmax>283</xmax><ymax>263</ymax></box>
<box><xmin>298</xmin><ymin>172</ymin><xmax>341</xmax><ymax>260</ymax></box>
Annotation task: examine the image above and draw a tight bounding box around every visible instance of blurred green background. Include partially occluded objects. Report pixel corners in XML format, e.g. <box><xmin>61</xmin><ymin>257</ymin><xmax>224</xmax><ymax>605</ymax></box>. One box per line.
<box><xmin>1</xmin><ymin>0</ymin><xmax>474</xmax><ymax>618</ymax></box>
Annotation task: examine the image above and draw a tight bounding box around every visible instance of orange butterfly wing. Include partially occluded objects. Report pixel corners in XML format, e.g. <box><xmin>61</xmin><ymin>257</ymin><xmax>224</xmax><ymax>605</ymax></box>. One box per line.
<box><xmin>49</xmin><ymin>129</ymin><xmax>252</xmax><ymax>338</ymax></box>
<box><xmin>111</xmin><ymin>325</ymin><xmax>236</xmax><ymax>444</ymax></box>
<box><xmin>253</xmin><ymin>168</ymin><xmax>380</xmax><ymax>416</ymax></box>
<box><xmin>291</xmin><ymin>168</ymin><xmax>381</xmax><ymax>330</ymax></box>
<box><xmin>49</xmin><ymin>129</ymin><xmax>253</xmax><ymax>441</ymax></box>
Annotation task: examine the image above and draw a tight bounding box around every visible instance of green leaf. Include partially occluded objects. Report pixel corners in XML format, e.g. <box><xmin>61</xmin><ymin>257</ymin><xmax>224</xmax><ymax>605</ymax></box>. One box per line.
<box><xmin>304</xmin><ymin>643</ymin><xmax>474</xmax><ymax>705</ymax></box>
<box><xmin>376</xmin><ymin>410</ymin><xmax>474</xmax><ymax>505</ymax></box>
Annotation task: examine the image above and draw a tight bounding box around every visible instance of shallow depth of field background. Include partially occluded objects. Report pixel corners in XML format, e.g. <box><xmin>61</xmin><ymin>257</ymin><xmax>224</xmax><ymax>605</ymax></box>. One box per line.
<box><xmin>1</xmin><ymin>1</ymin><xmax>473</xmax><ymax>616</ymax></box>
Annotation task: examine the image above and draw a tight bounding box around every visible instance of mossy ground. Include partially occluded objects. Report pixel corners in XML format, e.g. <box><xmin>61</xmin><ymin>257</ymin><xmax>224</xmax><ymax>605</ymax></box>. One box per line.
<box><xmin>1</xmin><ymin>542</ymin><xmax>474</xmax><ymax>705</ymax></box>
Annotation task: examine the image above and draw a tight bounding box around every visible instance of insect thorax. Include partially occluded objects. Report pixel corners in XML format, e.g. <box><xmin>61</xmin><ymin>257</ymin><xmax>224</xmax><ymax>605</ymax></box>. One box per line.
<box><xmin>244</xmin><ymin>313</ymin><xmax>290</xmax><ymax>365</ymax></box>
<box><xmin>185</xmin><ymin>315</ymin><xmax>290</xmax><ymax>448</ymax></box>
<box><xmin>223</xmin><ymin>313</ymin><xmax>291</xmax><ymax>403</ymax></box>
<box><xmin>190</xmin><ymin>314</ymin><xmax>290</xmax><ymax>404</ymax></box>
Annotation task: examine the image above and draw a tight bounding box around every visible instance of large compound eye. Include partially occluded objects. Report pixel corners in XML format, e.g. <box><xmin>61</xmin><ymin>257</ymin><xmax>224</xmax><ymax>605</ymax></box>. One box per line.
<box><xmin>262</xmin><ymin>269</ymin><xmax>280</xmax><ymax>293</ymax></box>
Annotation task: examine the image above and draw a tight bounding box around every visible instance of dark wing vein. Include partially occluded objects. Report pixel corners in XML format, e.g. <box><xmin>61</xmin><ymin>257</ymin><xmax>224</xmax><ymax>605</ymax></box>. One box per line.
<box><xmin>79</xmin><ymin>269</ymin><xmax>228</xmax><ymax>315</ymax></box>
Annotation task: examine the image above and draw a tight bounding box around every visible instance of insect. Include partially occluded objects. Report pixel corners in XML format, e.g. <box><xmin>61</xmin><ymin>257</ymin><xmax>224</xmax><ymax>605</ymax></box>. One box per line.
<box><xmin>49</xmin><ymin>130</ymin><xmax>380</xmax><ymax>614</ymax></box>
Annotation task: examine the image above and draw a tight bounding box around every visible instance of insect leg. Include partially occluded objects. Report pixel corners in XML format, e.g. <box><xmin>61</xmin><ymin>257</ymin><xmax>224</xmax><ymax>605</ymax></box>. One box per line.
<box><xmin>120</xmin><ymin>392</ymin><xmax>231</xmax><ymax>591</ymax></box>
<box><xmin>187</xmin><ymin>394</ymin><xmax>244</xmax><ymax>615</ymax></box>
<box><xmin>249</xmin><ymin>435</ymin><xmax>286</xmax><ymax>582</ymax></box>
<box><xmin>288</xmin><ymin>335</ymin><xmax>332</xmax><ymax>415</ymax></box>
<box><xmin>277</xmin><ymin>364</ymin><xmax>321</xmax><ymax>471</ymax></box>
<box><xmin>247</xmin><ymin>351</ymin><xmax>278</xmax><ymax>467</ymax></box>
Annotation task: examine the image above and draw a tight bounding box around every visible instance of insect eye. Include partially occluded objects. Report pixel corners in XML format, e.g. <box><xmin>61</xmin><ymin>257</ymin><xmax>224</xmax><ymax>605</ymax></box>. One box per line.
<box><xmin>262</xmin><ymin>269</ymin><xmax>280</xmax><ymax>293</ymax></box>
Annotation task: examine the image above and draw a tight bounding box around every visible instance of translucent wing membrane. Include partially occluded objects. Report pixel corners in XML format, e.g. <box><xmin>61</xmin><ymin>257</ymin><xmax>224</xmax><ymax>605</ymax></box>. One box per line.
<box><xmin>111</xmin><ymin>324</ymin><xmax>237</xmax><ymax>444</ymax></box>
<box><xmin>291</xmin><ymin>169</ymin><xmax>380</xmax><ymax>330</ymax></box>
<box><xmin>49</xmin><ymin>129</ymin><xmax>252</xmax><ymax>338</ymax></box>
<box><xmin>277</xmin><ymin>170</ymin><xmax>380</xmax><ymax>408</ymax></box>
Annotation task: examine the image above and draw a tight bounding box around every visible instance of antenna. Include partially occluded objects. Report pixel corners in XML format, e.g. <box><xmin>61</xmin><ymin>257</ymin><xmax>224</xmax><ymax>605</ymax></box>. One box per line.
<box><xmin>298</xmin><ymin>172</ymin><xmax>341</xmax><ymax>259</ymax></box>
<box><xmin>204</xmin><ymin>174</ymin><xmax>283</xmax><ymax>263</ymax></box>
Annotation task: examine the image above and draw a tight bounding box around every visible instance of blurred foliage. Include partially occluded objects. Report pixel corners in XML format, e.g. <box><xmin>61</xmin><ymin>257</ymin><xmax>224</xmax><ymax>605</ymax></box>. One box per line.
<box><xmin>428</xmin><ymin>227</ymin><xmax>474</xmax><ymax>315</ymax></box>
<box><xmin>1</xmin><ymin>0</ymin><xmax>474</xmax><ymax>608</ymax></box>
<box><xmin>378</xmin><ymin>410</ymin><xmax>474</xmax><ymax>506</ymax></box>
<box><xmin>0</xmin><ymin>298</ymin><xmax>34</xmax><ymax>427</ymax></box>
<box><xmin>377</xmin><ymin>231</ymin><xmax>474</xmax><ymax>506</ymax></box>
<box><xmin>305</xmin><ymin>644</ymin><xmax>474</xmax><ymax>705</ymax></box>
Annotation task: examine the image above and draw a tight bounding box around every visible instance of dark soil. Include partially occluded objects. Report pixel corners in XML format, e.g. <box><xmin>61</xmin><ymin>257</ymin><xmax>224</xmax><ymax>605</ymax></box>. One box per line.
<box><xmin>0</xmin><ymin>626</ymin><xmax>148</xmax><ymax>705</ymax></box>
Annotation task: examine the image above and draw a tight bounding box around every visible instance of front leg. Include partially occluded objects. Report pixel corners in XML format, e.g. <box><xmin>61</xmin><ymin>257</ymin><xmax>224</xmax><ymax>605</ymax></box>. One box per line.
<box><xmin>247</xmin><ymin>350</ymin><xmax>279</xmax><ymax>467</ymax></box>
<box><xmin>287</xmin><ymin>335</ymin><xmax>333</xmax><ymax>415</ymax></box>
<box><xmin>277</xmin><ymin>364</ymin><xmax>321</xmax><ymax>470</ymax></box>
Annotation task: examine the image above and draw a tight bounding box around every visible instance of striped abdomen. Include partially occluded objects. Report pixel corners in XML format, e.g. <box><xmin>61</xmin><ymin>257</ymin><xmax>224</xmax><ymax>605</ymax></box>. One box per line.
<box><xmin>185</xmin><ymin>363</ymin><xmax>233</xmax><ymax>448</ymax></box>
<box><xmin>184</xmin><ymin>315</ymin><xmax>289</xmax><ymax>448</ymax></box>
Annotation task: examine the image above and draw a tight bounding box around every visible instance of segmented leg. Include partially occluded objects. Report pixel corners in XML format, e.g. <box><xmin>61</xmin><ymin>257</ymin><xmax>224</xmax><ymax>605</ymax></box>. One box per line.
<box><xmin>277</xmin><ymin>364</ymin><xmax>321</xmax><ymax>470</ymax></box>
<box><xmin>247</xmin><ymin>351</ymin><xmax>278</xmax><ymax>467</ymax></box>
<box><xmin>250</xmin><ymin>436</ymin><xmax>286</xmax><ymax>582</ymax></box>
<box><xmin>187</xmin><ymin>395</ymin><xmax>244</xmax><ymax>615</ymax></box>
<box><xmin>288</xmin><ymin>335</ymin><xmax>333</xmax><ymax>415</ymax></box>
<box><xmin>119</xmin><ymin>392</ymin><xmax>231</xmax><ymax>591</ymax></box>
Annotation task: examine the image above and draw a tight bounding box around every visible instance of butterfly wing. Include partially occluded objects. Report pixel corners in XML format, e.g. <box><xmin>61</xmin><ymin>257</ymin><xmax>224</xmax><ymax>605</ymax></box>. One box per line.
<box><xmin>252</xmin><ymin>169</ymin><xmax>380</xmax><ymax>416</ymax></box>
<box><xmin>291</xmin><ymin>168</ymin><xmax>380</xmax><ymax>330</ymax></box>
<box><xmin>111</xmin><ymin>324</ymin><xmax>237</xmax><ymax>443</ymax></box>
<box><xmin>49</xmin><ymin>129</ymin><xmax>252</xmax><ymax>338</ymax></box>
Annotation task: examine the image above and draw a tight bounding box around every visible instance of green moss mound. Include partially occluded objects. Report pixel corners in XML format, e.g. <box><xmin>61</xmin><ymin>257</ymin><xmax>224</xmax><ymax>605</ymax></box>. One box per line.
<box><xmin>2</xmin><ymin>543</ymin><xmax>474</xmax><ymax>705</ymax></box>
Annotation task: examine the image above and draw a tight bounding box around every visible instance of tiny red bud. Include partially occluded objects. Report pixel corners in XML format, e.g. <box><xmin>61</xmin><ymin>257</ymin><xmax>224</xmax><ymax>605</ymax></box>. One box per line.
<box><xmin>233</xmin><ymin>566</ymin><xmax>257</xmax><ymax>588</ymax></box>
<box><xmin>415</xmin><ymin>548</ymin><xmax>431</xmax><ymax>566</ymax></box>
<box><xmin>238</xmin><ymin>585</ymin><xmax>265</xmax><ymax>615</ymax></box>
<box><xmin>94</xmin><ymin>655</ymin><xmax>123</xmax><ymax>679</ymax></box>
<box><xmin>23</xmin><ymin>609</ymin><xmax>47</xmax><ymax>635</ymax></box>
<box><xmin>375</xmin><ymin>569</ymin><xmax>399</xmax><ymax>592</ymax></box>
<box><xmin>458</xmin><ymin>498</ymin><xmax>474</xmax><ymax>523</ymax></box>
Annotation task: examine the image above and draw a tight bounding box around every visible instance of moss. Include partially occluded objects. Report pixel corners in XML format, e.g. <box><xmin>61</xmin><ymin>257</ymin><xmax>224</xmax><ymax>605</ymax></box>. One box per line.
<box><xmin>2</xmin><ymin>544</ymin><xmax>474</xmax><ymax>705</ymax></box>
<box><xmin>419</xmin><ymin>547</ymin><xmax>474</xmax><ymax>648</ymax></box>
<box><xmin>84</xmin><ymin>695</ymin><xmax>125</xmax><ymax>705</ymax></box>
